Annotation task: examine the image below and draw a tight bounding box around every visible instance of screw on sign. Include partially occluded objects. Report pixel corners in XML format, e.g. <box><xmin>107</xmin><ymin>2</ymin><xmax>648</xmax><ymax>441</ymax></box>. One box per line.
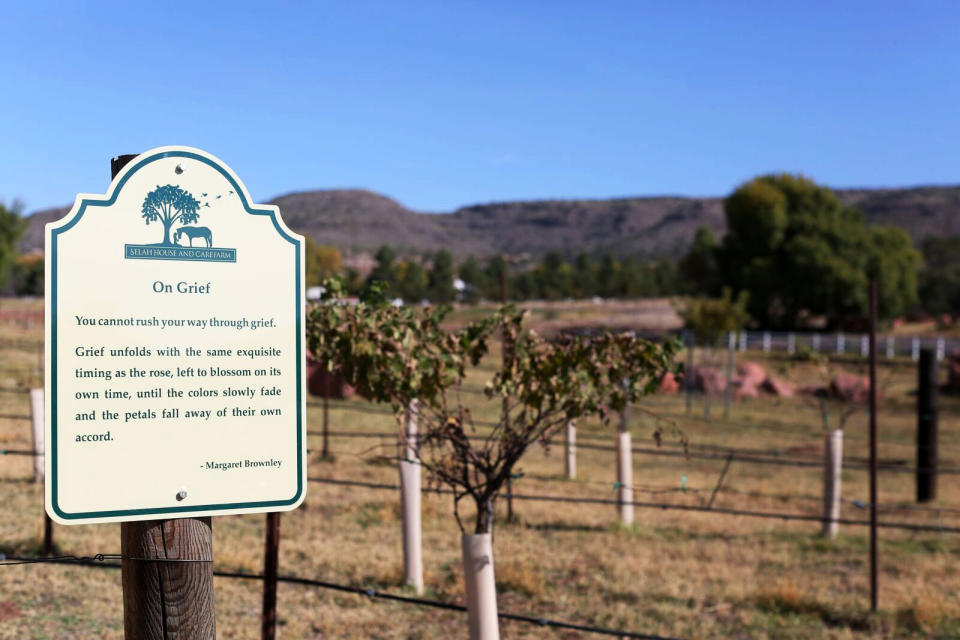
<box><xmin>46</xmin><ymin>148</ymin><xmax>306</xmax><ymax>638</ymax></box>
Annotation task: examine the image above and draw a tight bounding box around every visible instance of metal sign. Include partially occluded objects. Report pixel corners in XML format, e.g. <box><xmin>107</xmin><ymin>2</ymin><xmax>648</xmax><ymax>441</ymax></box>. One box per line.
<box><xmin>45</xmin><ymin>146</ymin><xmax>306</xmax><ymax>524</ymax></box>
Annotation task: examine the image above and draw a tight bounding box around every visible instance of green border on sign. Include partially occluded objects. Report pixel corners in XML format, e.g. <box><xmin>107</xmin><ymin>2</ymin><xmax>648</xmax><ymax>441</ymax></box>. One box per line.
<box><xmin>50</xmin><ymin>150</ymin><xmax>304</xmax><ymax>520</ymax></box>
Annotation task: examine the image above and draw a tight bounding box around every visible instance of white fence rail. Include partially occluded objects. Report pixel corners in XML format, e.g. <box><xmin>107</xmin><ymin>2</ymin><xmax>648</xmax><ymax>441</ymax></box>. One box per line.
<box><xmin>690</xmin><ymin>330</ymin><xmax>955</xmax><ymax>362</ymax></box>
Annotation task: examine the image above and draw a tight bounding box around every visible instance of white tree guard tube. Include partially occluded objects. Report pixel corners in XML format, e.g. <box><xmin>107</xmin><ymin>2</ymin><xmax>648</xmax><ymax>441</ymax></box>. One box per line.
<box><xmin>30</xmin><ymin>389</ymin><xmax>44</xmax><ymax>484</ymax></box>
<box><xmin>462</xmin><ymin>533</ymin><xmax>500</xmax><ymax>640</ymax></box>
<box><xmin>399</xmin><ymin>400</ymin><xmax>423</xmax><ymax>594</ymax></box>
<box><xmin>564</xmin><ymin>420</ymin><xmax>576</xmax><ymax>480</ymax></box>
<box><xmin>822</xmin><ymin>429</ymin><xmax>843</xmax><ymax>538</ymax></box>
<box><xmin>616</xmin><ymin>429</ymin><xmax>634</xmax><ymax>525</ymax></box>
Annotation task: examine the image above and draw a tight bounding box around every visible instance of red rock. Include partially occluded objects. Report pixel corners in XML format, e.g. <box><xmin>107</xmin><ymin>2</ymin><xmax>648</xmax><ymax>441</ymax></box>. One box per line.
<box><xmin>658</xmin><ymin>372</ymin><xmax>680</xmax><ymax>394</ymax></box>
<box><xmin>691</xmin><ymin>366</ymin><xmax>727</xmax><ymax>395</ymax></box>
<box><xmin>737</xmin><ymin>362</ymin><xmax>767</xmax><ymax>387</ymax></box>
<box><xmin>762</xmin><ymin>376</ymin><xmax>795</xmax><ymax>398</ymax></box>
<box><xmin>731</xmin><ymin>361</ymin><xmax>766</xmax><ymax>400</ymax></box>
<box><xmin>735</xmin><ymin>385</ymin><xmax>759</xmax><ymax>400</ymax></box>
<box><xmin>829</xmin><ymin>371</ymin><xmax>871</xmax><ymax>403</ymax></box>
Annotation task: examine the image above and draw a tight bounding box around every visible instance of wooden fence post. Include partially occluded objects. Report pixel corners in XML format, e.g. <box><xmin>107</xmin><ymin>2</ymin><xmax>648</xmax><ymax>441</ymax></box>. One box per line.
<box><xmin>917</xmin><ymin>348</ymin><xmax>938</xmax><ymax>503</ymax></box>
<box><xmin>262</xmin><ymin>512</ymin><xmax>281</xmax><ymax>640</ymax></box>
<box><xmin>113</xmin><ymin>153</ymin><xmax>216</xmax><ymax>639</ymax></box>
<box><xmin>822</xmin><ymin>429</ymin><xmax>843</xmax><ymax>538</ymax></box>
<box><xmin>122</xmin><ymin>518</ymin><xmax>215</xmax><ymax>638</ymax></box>
<box><xmin>400</xmin><ymin>400</ymin><xmax>424</xmax><ymax>594</ymax></box>
<box><xmin>564</xmin><ymin>420</ymin><xmax>576</xmax><ymax>480</ymax></box>
<box><xmin>616</xmin><ymin>406</ymin><xmax>633</xmax><ymax>525</ymax></box>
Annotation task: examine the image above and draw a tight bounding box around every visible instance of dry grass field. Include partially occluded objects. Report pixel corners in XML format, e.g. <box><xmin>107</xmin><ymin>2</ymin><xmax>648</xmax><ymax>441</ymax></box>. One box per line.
<box><xmin>1</xmin><ymin>297</ymin><xmax>959</xmax><ymax>639</ymax></box>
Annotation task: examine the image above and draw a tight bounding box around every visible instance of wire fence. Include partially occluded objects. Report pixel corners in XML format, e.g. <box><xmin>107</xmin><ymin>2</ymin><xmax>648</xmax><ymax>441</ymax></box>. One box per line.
<box><xmin>0</xmin><ymin>332</ymin><xmax>957</xmax><ymax>636</ymax></box>
<box><xmin>0</xmin><ymin>553</ymin><xmax>680</xmax><ymax>640</ymax></box>
<box><xmin>305</xmin><ymin>476</ymin><xmax>960</xmax><ymax>535</ymax></box>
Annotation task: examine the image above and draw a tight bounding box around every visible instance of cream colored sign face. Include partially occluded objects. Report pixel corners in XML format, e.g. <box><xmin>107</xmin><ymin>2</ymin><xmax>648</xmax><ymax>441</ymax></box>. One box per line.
<box><xmin>45</xmin><ymin>146</ymin><xmax>306</xmax><ymax>524</ymax></box>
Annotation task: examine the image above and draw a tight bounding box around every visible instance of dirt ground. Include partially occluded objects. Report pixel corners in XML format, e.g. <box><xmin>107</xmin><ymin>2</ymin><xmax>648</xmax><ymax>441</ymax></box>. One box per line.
<box><xmin>1</xmin><ymin>297</ymin><xmax>959</xmax><ymax>639</ymax></box>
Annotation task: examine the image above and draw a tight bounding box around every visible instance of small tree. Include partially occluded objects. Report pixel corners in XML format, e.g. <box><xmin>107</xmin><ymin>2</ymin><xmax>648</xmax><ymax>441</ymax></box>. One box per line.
<box><xmin>141</xmin><ymin>185</ymin><xmax>201</xmax><ymax>245</ymax></box>
<box><xmin>678</xmin><ymin>288</ymin><xmax>751</xmax><ymax>347</ymax></box>
<box><xmin>307</xmin><ymin>278</ymin><xmax>680</xmax><ymax>636</ymax></box>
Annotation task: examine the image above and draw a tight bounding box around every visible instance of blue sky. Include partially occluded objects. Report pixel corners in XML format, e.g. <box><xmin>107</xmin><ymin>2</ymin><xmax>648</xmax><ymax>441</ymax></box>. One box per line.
<box><xmin>1</xmin><ymin>1</ymin><xmax>956</xmax><ymax>213</ymax></box>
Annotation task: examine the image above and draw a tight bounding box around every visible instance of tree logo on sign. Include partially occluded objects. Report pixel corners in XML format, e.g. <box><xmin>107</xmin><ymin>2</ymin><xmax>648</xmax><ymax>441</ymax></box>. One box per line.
<box><xmin>141</xmin><ymin>185</ymin><xmax>201</xmax><ymax>246</ymax></box>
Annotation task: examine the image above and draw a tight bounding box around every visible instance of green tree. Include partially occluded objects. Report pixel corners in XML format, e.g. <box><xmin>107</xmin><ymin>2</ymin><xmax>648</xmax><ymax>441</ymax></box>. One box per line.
<box><xmin>719</xmin><ymin>174</ymin><xmax>918</xmax><ymax>328</ymax></box>
<box><xmin>426</xmin><ymin>249</ymin><xmax>456</xmax><ymax>303</ymax></box>
<box><xmin>868</xmin><ymin>226</ymin><xmax>920</xmax><ymax>320</ymax></box>
<box><xmin>595</xmin><ymin>254</ymin><xmax>621</xmax><ymax>298</ymax></box>
<box><xmin>483</xmin><ymin>255</ymin><xmax>509</xmax><ymax>300</ymax></box>
<box><xmin>679</xmin><ymin>226</ymin><xmax>720</xmax><ymax>294</ymax></box>
<box><xmin>0</xmin><ymin>201</ymin><xmax>26</xmax><ymax>293</ymax></box>
<box><xmin>457</xmin><ymin>255</ymin><xmax>487</xmax><ymax>304</ymax></box>
<box><xmin>919</xmin><ymin>236</ymin><xmax>960</xmax><ymax>316</ymax></box>
<box><xmin>572</xmin><ymin>252</ymin><xmax>596</xmax><ymax>298</ymax></box>
<box><xmin>367</xmin><ymin>245</ymin><xmax>398</xmax><ymax>293</ymax></box>
<box><xmin>536</xmin><ymin>251</ymin><xmax>572</xmax><ymax>300</ymax></box>
<box><xmin>650</xmin><ymin>258</ymin><xmax>679</xmax><ymax>296</ymax></box>
<box><xmin>396</xmin><ymin>259</ymin><xmax>428</xmax><ymax>302</ymax></box>
<box><xmin>11</xmin><ymin>253</ymin><xmax>43</xmax><ymax>296</ymax></box>
<box><xmin>141</xmin><ymin>185</ymin><xmax>200</xmax><ymax>245</ymax></box>
<box><xmin>304</xmin><ymin>237</ymin><xmax>343</xmax><ymax>287</ymax></box>
<box><xmin>679</xmin><ymin>288</ymin><xmax>751</xmax><ymax>346</ymax></box>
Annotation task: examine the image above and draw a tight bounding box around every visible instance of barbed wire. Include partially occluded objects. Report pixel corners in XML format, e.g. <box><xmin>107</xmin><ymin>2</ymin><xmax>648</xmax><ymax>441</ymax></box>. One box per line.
<box><xmin>303</xmin><ymin>425</ymin><xmax>960</xmax><ymax>475</ymax></box>
<box><xmin>306</xmin><ymin>476</ymin><xmax>960</xmax><ymax>534</ymax></box>
<box><xmin>307</xmin><ymin>395</ymin><xmax>960</xmax><ymax>452</ymax></box>
<box><xmin>0</xmin><ymin>553</ymin><xmax>680</xmax><ymax>639</ymax></box>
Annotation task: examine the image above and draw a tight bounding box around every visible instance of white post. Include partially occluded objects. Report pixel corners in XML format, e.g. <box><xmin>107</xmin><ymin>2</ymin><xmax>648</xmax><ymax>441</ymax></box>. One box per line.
<box><xmin>738</xmin><ymin>331</ymin><xmax>747</xmax><ymax>352</ymax></box>
<box><xmin>29</xmin><ymin>389</ymin><xmax>44</xmax><ymax>484</ymax></box>
<box><xmin>836</xmin><ymin>333</ymin><xmax>845</xmax><ymax>355</ymax></box>
<box><xmin>787</xmin><ymin>333</ymin><xmax>796</xmax><ymax>355</ymax></box>
<box><xmin>399</xmin><ymin>400</ymin><xmax>423</xmax><ymax>594</ymax></box>
<box><xmin>936</xmin><ymin>338</ymin><xmax>945</xmax><ymax>361</ymax></box>
<box><xmin>616</xmin><ymin>408</ymin><xmax>633</xmax><ymax>525</ymax></box>
<box><xmin>762</xmin><ymin>332</ymin><xmax>771</xmax><ymax>353</ymax></box>
<box><xmin>822</xmin><ymin>429</ymin><xmax>843</xmax><ymax>538</ymax></box>
<box><xmin>860</xmin><ymin>335</ymin><xmax>869</xmax><ymax>358</ymax></box>
<box><xmin>564</xmin><ymin>420</ymin><xmax>576</xmax><ymax>480</ymax></box>
<box><xmin>885</xmin><ymin>335</ymin><xmax>895</xmax><ymax>359</ymax></box>
<box><xmin>812</xmin><ymin>333</ymin><xmax>820</xmax><ymax>352</ymax></box>
<box><xmin>462</xmin><ymin>533</ymin><xmax>499</xmax><ymax>640</ymax></box>
<box><xmin>912</xmin><ymin>337</ymin><xmax>920</xmax><ymax>361</ymax></box>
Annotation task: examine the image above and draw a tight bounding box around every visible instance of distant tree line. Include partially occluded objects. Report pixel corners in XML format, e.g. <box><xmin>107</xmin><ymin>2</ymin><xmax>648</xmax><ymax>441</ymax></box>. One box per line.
<box><xmin>300</xmin><ymin>168</ymin><xmax>960</xmax><ymax>332</ymax></box>
<box><xmin>242</xmin><ymin>175</ymin><xmax>960</xmax><ymax>328</ymax></box>
<box><xmin>309</xmin><ymin>245</ymin><xmax>684</xmax><ymax>304</ymax></box>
